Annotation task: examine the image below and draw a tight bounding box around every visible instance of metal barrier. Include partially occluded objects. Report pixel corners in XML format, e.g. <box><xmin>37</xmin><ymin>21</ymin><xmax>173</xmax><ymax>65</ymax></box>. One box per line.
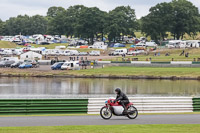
<box><xmin>0</xmin><ymin>99</ymin><xmax>88</xmax><ymax>115</ymax></box>
<box><xmin>193</xmin><ymin>98</ymin><xmax>200</xmax><ymax>112</ymax></box>
<box><xmin>88</xmin><ymin>97</ymin><xmax>193</xmax><ymax>114</ymax></box>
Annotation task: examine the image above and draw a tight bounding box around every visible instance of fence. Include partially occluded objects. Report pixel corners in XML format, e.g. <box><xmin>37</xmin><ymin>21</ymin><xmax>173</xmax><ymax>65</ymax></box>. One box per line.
<box><xmin>0</xmin><ymin>99</ymin><xmax>88</xmax><ymax>115</ymax></box>
<box><xmin>193</xmin><ymin>98</ymin><xmax>200</xmax><ymax>112</ymax></box>
<box><xmin>88</xmin><ymin>97</ymin><xmax>193</xmax><ymax>114</ymax></box>
<box><xmin>0</xmin><ymin>97</ymin><xmax>199</xmax><ymax>115</ymax></box>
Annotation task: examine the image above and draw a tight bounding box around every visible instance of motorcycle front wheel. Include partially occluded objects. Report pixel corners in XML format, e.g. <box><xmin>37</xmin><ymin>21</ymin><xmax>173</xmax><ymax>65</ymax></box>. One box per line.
<box><xmin>100</xmin><ymin>107</ymin><xmax>112</xmax><ymax>120</ymax></box>
<box><xmin>127</xmin><ymin>105</ymin><xmax>138</xmax><ymax>119</ymax></box>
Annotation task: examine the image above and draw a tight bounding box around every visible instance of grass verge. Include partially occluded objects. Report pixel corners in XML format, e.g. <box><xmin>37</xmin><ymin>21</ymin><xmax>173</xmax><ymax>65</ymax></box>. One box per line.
<box><xmin>1</xmin><ymin>66</ymin><xmax>200</xmax><ymax>78</ymax></box>
<box><xmin>0</xmin><ymin>124</ymin><xmax>200</xmax><ymax>133</ymax></box>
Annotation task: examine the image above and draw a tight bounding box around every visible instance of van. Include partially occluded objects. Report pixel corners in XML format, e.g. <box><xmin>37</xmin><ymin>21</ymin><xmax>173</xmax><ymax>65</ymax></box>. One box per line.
<box><xmin>61</xmin><ymin>61</ymin><xmax>80</xmax><ymax>70</ymax></box>
<box><xmin>113</xmin><ymin>49</ymin><xmax>128</xmax><ymax>56</ymax></box>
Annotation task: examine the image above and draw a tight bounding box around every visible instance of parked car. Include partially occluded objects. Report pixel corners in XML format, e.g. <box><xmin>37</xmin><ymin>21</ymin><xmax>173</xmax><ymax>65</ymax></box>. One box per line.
<box><xmin>51</xmin><ymin>62</ymin><xmax>64</xmax><ymax>70</ymax></box>
<box><xmin>11</xmin><ymin>62</ymin><xmax>22</xmax><ymax>68</ymax></box>
<box><xmin>0</xmin><ymin>61</ymin><xmax>6</xmax><ymax>67</ymax></box>
<box><xmin>0</xmin><ymin>60</ymin><xmax>15</xmax><ymax>67</ymax></box>
<box><xmin>18</xmin><ymin>63</ymin><xmax>32</xmax><ymax>69</ymax></box>
<box><xmin>40</xmin><ymin>42</ymin><xmax>50</xmax><ymax>45</ymax></box>
<box><xmin>79</xmin><ymin>52</ymin><xmax>88</xmax><ymax>56</ymax></box>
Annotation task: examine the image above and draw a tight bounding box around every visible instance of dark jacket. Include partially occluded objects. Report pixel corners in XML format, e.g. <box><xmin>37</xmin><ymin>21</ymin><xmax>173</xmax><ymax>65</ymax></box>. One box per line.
<box><xmin>116</xmin><ymin>90</ymin><xmax>129</xmax><ymax>102</ymax></box>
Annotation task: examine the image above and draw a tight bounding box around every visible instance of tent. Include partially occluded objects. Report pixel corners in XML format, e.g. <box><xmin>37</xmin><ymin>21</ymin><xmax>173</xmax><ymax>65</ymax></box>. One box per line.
<box><xmin>20</xmin><ymin>51</ymin><xmax>42</xmax><ymax>60</ymax></box>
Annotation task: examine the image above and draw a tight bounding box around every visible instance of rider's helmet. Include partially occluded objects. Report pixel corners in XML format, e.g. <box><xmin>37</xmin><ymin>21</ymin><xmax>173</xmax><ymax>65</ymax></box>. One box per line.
<box><xmin>115</xmin><ymin>88</ymin><xmax>121</xmax><ymax>94</ymax></box>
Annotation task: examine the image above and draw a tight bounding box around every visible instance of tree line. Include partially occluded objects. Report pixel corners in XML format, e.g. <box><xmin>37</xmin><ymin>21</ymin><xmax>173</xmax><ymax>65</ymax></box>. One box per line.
<box><xmin>0</xmin><ymin>0</ymin><xmax>200</xmax><ymax>44</ymax></box>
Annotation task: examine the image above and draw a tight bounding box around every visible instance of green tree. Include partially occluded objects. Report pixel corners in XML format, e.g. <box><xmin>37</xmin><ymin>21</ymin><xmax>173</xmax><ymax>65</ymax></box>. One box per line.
<box><xmin>65</xmin><ymin>5</ymin><xmax>87</xmax><ymax>37</ymax></box>
<box><xmin>4</xmin><ymin>15</ymin><xmax>31</xmax><ymax>35</ymax></box>
<box><xmin>47</xmin><ymin>7</ymin><xmax>67</xmax><ymax>35</ymax></box>
<box><xmin>47</xmin><ymin>6</ymin><xmax>65</xmax><ymax>18</ymax></box>
<box><xmin>141</xmin><ymin>0</ymin><xmax>200</xmax><ymax>41</ymax></box>
<box><xmin>29</xmin><ymin>15</ymin><xmax>48</xmax><ymax>35</ymax></box>
<box><xmin>107</xmin><ymin>6</ymin><xmax>137</xmax><ymax>42</ymax></box>
<box><xmin>141</xmin><ymin>2</ymin><xmax>173</xmax><ymax>42</ymax></box>
<box><xmin>170</xmin><ymin>0</ymin><xmax>200</xmax><ymax>39</ymax></box>
<box><xmin>0</xmin><ymin>19</ymin><xmax>5</xmax><ymax>35</ymax></box>
<box><xmin>75</xmin><ymin>7</ymin><xmax>107</xmax><ymax>44</ymax></box>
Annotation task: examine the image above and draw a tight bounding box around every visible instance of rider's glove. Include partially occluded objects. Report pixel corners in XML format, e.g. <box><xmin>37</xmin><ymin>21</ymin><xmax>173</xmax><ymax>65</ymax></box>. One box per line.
<box><xmin>114</xmin><ymin>100</ymin><xmax>117</xmax><ymax>103</ymax></box>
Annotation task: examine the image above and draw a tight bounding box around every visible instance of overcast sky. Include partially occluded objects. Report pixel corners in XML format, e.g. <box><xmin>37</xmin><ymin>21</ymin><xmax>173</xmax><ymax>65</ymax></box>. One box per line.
<box><xmin>0</xmin><ymin>0</ymin><xmax>200</xmax><ymax>21</ymax></box>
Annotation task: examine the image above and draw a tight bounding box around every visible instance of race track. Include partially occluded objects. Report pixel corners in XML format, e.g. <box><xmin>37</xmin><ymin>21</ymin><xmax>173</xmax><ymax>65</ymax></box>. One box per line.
<box><xmin>0</xmin><ymin>114</ymin><xmax>200</xmax><ymax>127</ymax></box>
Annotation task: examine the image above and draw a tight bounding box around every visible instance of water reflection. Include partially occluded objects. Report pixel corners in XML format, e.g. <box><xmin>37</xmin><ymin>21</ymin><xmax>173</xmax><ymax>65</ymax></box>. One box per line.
<box><xmin>0</xmin><ymin>77</ymin><xmax>199</xmax><ymax>98</ymax></box>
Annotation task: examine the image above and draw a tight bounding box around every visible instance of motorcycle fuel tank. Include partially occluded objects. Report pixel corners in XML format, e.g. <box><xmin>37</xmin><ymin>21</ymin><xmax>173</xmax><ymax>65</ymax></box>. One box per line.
<box><xmin>112</xmin><ymin>106</ymin><xmax>124</xmax><ymax>115</ymax></box>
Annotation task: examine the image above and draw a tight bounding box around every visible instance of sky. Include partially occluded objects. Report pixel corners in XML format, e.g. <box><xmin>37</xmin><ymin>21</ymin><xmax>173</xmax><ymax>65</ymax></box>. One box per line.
<box><xmin>0</xmin><ymin>0</ymin><xmax>200</xmax><ymax>21</ymax></box>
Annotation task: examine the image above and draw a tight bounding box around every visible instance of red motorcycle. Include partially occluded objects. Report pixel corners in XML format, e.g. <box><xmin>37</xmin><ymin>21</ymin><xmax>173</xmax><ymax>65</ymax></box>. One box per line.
<box><xmin>100</xmin><ymin>99</ymin><xmax>138</xmax><ymax>120</ymax></box>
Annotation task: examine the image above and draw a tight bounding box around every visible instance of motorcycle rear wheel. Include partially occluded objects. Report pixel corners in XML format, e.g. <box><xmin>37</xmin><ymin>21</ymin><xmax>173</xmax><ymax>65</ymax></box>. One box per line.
<box><xmin>127</xmin><ymin>105</ymin><xmax>138</xmax><ymax>119</ymax></box>
<box><xmin>100</xmin><ymin>107</ymin><xmax>112</xmax><ymax>120</ymax></box>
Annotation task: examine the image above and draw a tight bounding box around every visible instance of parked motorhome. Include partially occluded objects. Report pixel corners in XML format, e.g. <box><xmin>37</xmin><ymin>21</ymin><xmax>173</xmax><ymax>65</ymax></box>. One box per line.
<box><xmin>145</xmin><ymin>42</ymin><xmax>157</xmax><ymax>47</ymax></box>
<box><xmin>127</xmin><ymin>50</ymin><xmax>145</xmax><ymax>55</ymax></box>
<box><xmin>13</xmin><ymin>49</ymin><xmax>23</xmax><ymax>55</ymax></box>
<box><xmin>136</xmin><ymin>42</ymin><xmax>146</xmax><ymax>48</ymax></box>
<box><xmin>55</xmin><ymin>46</ymin><xmax>66</xmax><ymax>49</ymax></box>
<box><xmin>89</xmin><ymin>51</ymin><xmax>100</xmax><ymax>56</ymax></box>
<box><xmin>88</xmin><ymin>41</ymin><xmax>107</xmax><ymax>50</ymax></box>
<box><xmin>113</xmin><ymin>49</ymin><xmax>128</xmax><ymax>55</ymax></box>
<box><xmin>0</xmin><ymin>49</ymin><xmax>13</xmax><ymax>55</ymax></box>
<box><xmin>70</xmin><ymin>50</ymin><xmax>79</xmax><ymax>56</ymax></box>
<box><xmin>1</xmin><ymin>57</ymin><xmax>18</xmax><ymax>62</ymax></box>
<box><xmin>166</xmin><ymin>40</ymin><xmax>186</xmax><ymax>48</ymax></box>
<box><xmin>185</xmin><ymin>40</ymin><xmax>200</xmax><ymax>48</ymax></box>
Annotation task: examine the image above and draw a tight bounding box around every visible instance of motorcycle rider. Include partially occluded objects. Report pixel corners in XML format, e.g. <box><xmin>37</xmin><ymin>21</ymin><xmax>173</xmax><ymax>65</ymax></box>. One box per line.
<box><xmin>114</xmin><ymin>88</ymin><xmax>129</xmax><ymax>114</ymax></box>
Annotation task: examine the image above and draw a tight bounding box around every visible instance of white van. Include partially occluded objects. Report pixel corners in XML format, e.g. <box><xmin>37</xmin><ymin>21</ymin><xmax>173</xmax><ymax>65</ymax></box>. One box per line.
<box><xmin>113</xmin><ymin>49</ymin><xmax>128</xmax><ymax>56</ymax></box>
<box><xmin>61</xmin><ymin>61</ymin><xmax>80</xmax><ymax>70</ymax></box>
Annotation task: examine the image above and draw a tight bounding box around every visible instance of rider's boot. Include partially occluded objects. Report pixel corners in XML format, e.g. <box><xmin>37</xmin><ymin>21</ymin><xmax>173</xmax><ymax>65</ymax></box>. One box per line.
<box><xmin>122</xmin><ymin>104</ymin><xmax>128</xmax><ymax>115</ymax></box>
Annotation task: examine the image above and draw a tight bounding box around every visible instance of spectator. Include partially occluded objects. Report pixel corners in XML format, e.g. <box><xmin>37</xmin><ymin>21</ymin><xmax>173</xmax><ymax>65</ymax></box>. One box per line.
<box><xmin>180</xmin><ymin>50</ymin><xmax>185</xmax><ymax>56</ymax></box>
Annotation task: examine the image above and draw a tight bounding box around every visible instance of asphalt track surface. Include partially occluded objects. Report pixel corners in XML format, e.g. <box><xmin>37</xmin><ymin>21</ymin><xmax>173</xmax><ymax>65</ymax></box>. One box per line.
<box><xmin>0</xmin><ymin>114</ymin><xmax>200</xmax><ymax>127</ymax></box>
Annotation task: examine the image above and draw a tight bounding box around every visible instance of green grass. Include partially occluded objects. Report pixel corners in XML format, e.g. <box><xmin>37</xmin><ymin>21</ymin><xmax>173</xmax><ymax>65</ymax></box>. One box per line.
<box><xmin>66</xmin><ymin>67</ymin><xmax>200</xmax><ymax>77</ymax></box>
<box><xmin>0</xmin><ymin>124</ymin><xmax>200</xmax><ymax>133</ymax></box>
<box><xmin>0</xmin><ymin>41</ymin><xmax>17</xmax><ymax>48</ymax></box>
<box><xmin>2</xmin><ymin>66</ymin><xmax>200</xmax><ymax>78</ymax></box>
<box><xmin>106</xmin><ymin>48</ymin><xmax>200</xmax><ymax>62</ymax></box>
